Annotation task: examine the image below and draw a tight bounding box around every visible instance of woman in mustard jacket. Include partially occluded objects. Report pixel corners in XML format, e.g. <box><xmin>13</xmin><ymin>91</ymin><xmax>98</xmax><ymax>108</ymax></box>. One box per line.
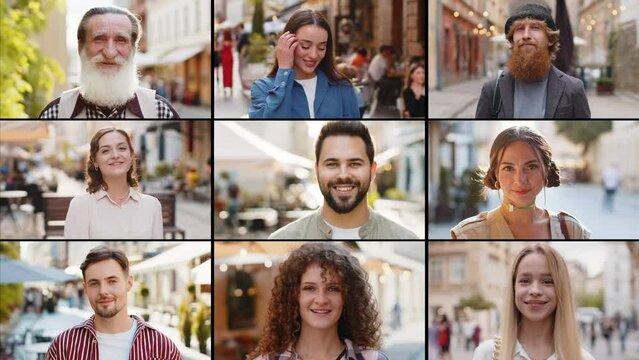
<box><xmin>249</xmin><ymin>9</ymin><xmax>359</xmax><ymax>118</ymax></box>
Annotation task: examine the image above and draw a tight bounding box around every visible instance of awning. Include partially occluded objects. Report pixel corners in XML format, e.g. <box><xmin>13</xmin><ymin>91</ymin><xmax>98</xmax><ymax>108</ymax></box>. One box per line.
<box><xmin>130</xmin><ymin>242</ymin><xmax>211</xmax><ymax>273</ymax></box>
<box><xmin>191</xmin><ymin>258</ymin><xmax>211</xmax><ymax>284</ymax></box>
<box><xmin>0</xmin><ymin>255</ymin><xmax>80</xmax><ymax>284</ymax></box>
<box><xmin>0</xmin><ymin>121</ymin><xmax>49</xmax><ymax>143</ymax></box>
<box><xmin>137</xmin><ymin>45</ymin><xmax>205</xmax><ymax>66</ymax></box>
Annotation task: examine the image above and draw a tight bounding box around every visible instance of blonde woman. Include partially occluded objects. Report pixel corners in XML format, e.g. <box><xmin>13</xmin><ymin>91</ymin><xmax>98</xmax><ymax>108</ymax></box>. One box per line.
<box><xmin>472</xmin><ymin>243</ymin><xmax>595</xmax><ymax>360</ymax></box>
<box><xmin>451</xmin><ymin>126</ymin><xmax>590</xmax><ymax>239</ymax></box>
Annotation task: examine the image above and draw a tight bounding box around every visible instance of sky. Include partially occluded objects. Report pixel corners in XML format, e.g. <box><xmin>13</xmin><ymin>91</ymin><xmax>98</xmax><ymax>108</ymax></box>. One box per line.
<box><xmin>551</xmin><ymin>241</ymin><xmax>610</xmax><ymax>277</ymax></box>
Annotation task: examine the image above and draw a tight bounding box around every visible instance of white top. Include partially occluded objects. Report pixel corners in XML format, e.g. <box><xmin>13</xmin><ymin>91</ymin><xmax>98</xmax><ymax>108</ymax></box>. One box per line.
<box><xmin>602</xmin><ymin>166</ymin><xmax>621</xmax><ymax>189</ymax></box>
<box><xmin>368</xmin><ymin>54</ymin><xmax>387</xmax><ymax>82</ymax></box>
<box><xmin>324</xmin><ymin>219</ymin><xmax>361</xmax><ymax>239</ymax></box>
<box><xmin>96</xmin><ymin>317</ymin><xmax>137</xmax><ymax>360</ymax></box>
<box><xmin>472</xmin><ymin>338</ymin><xmax>596</xmax><ymax>360</ymax></box>
<box><xmin>295</xmin><ymin>76</ymin><xmax>317</xmax><ymax>118</ymax></box>
<box><xmin>64</xmin><ymin>187</ymin><xmax>163</xmax><ymax>239</ymax></box>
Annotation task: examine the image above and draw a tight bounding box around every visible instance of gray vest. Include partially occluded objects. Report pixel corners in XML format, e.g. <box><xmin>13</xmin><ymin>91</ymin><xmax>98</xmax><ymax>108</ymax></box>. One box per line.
<box><xmin>58</xmin><ymin>87</ymin><xmax>157</xmax><ymax>118</ymax></box>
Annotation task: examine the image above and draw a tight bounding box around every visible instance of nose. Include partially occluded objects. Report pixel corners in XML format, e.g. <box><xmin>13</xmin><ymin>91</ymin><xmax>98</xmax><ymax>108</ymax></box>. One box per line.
<box><xmin>314</xmin><ymin>289</ymin><xmax>329</xmax><ymax>305</ymax></box>
<box><xmin>516</xmin><ymin>169</ymin><xmax>528</xmax><ymax>184</ymax></box>
<box><xmin>529</xmin><ymin>281</ymin><xmax>542</xmax><ymax>295</ymax></box>
<box><xmin>102</xmin><ymin>41</ymin><xmax>118</xmax><ymax>59</ymax></box>
<box><xmin>522</xmin><ymin>26</ymin><xmax>532</xmax><ymax>40</ymax></box>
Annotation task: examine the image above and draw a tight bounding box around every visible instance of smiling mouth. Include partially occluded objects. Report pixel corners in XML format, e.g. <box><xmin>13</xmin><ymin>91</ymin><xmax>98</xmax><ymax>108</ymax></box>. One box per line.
<box><xmin>109</xmin><ymin>162</ymin><xmax>124</xmax><ymax>166</ymax></box>
<box><xmin>513</xmin><ymin>189</ymin><xmax>531</xmax><ymax>195</ymax></box>
<box><xmin>98</xmin><ymin>299</ymin><xmax>114</xmax><ymax>305</ymax></box>
<box><xmin>332</xmin><ymin>185</ymin><xmax>355</xmax><ymax>196</ymax></box>
<box><xmin>310</xmin><ymin>309</ymin><xmax>332</xmax><ymax>315</ymax></box>
<box><xmin>303</xmin><ymin>60</ymin><xmax>317</xmax><ymax>67</ymax></box>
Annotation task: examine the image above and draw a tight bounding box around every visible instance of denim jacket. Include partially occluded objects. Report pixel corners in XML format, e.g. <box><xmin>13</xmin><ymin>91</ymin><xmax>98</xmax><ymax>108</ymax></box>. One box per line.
<box><xmin>249</xmin><ymin>68</ymin><xmax>360</xmax><ymax>118</ymax></box>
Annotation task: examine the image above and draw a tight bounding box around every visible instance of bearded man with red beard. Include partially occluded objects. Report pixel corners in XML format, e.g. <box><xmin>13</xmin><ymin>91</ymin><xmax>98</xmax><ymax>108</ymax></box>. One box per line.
<box><xmin>39</xmin><ymin>6</ymin><xmax>180</xmax><ymax>118</ymax></box>
<box><xmin>475</xmin><ymin>3</ymin><xmax>590</xmax><ymax>118</ymax></box>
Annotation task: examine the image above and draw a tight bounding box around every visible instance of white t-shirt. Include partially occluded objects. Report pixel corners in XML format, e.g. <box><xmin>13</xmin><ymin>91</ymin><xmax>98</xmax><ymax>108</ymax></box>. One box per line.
<box><xmin>368</xmin><ymin>54</ymin><xmax>387</xmax><ymax>82</ymax></box>
<box><xmin>324</xmin><ymin>220</ymin><xmax>361</xmax><ymax>239</ymax></box>
<box><xmin>95</xmin><ymin>318</ymin><xmax>137</xmax><ymax>360</ymax></box>
<box><xmin>295</xmin><ymin>76</ymin><xmax>317</xmax><ymax>118</ymax></box>
<box><xmin>472</xmin><ymin>338</ymin><xmax>596</xmax><ymax>360</ymax></box>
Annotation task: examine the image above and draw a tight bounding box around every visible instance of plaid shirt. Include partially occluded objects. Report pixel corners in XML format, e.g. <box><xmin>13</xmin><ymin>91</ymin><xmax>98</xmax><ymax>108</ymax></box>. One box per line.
<box><xmin>255</xmin><ymin>338</ymin><xmax>389</xmax><ymax>360</ymax></box>
<box><xmin>45</xmin><ymin>314</ymin><xmax>182</xmax><ymax>360</ymax></box>
<box><xmin>38</xmin><ymin>93</ymin><xmax>180</xmax><ymax>119</ymax></box>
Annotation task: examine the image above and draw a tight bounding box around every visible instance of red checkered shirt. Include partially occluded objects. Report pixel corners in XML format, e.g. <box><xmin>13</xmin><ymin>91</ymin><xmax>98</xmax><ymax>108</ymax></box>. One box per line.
<box><xmin>45</xmin><ymin>314</ymin><xmax>182</xmax><ymax>360</ymax></box>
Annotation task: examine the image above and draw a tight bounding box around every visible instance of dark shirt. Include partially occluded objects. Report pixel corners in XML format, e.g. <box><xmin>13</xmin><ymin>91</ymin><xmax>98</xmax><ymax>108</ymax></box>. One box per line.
<box><xmin>403</xmin><ymin>87</ymin><xmax>425</xmax><ymax>117</ymax></box>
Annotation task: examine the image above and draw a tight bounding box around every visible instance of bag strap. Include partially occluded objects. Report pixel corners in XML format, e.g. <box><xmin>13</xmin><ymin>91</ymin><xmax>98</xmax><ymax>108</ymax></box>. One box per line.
<box><xmin>558</xmin><ymin>212</ymin><xmax>570</xmax><ymax>239</ymax></box>
<box><xmin>491</xmin><ymin>70</ymin><xmax>503</xmax><ymax>118</ymax></box>
<box><xmin>491</xmin><ymin>335</ymin><xmax>502</xmax><ymax>360</ymax></box>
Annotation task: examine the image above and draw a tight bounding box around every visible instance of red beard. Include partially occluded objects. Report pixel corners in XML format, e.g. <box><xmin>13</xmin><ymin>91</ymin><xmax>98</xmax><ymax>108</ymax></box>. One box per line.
<box><xmin>507</xmin><ymin>42</ymin><xmax>551</xmax><ymax>81</ymax></box>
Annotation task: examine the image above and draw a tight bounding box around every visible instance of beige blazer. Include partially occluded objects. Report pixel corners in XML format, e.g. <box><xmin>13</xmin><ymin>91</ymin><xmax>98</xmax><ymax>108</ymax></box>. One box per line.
<box><xmin>450</xmin><ymin>206</ymin><xmax>591</xmax><ymax>239</ymax></box>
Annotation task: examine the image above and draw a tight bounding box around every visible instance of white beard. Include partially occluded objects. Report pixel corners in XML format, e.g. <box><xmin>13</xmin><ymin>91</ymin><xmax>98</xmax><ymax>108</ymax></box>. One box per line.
<box><xmin>79</xmin><ymin>49</ymin><xmax>139</xmax><ymax>108</ymax></box>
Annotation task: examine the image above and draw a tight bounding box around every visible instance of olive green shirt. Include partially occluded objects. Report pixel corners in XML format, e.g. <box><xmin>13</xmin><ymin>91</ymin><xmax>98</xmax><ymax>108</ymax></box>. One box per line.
<box><xmin>268</xmin><ymin>206</ymin><xmax>419</xmax><ymax>239</ymax></box>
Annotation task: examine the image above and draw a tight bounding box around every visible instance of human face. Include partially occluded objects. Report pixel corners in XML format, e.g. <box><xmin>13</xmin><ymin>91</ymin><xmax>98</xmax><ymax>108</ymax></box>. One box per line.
<box><xmin>508</xmin><ymin>19</ymin><xmax>552</xmax><ymax>81</ymax></box>
<box><xmin>83</xmin><ymin>14</ymin><xmax>134</xmax><ymax>74</ymax></box>
<box><xmin>299</xmin><ymin>263</ymin><xmax>344</xmax><ymax>332</ymax></box>
<box><xmin>514</xmin><ymin>253</ymin><xmax>557</xmax><ymax>322</ymax></box>
<box><xmin>93</xmin><ymin>131</ymin><xmax>133</xmax><ymax>180</ymax></box>
<box><xmin>411</xmin><ymin>67</ymin><xmax>425</xmax><ymax>86</ymax></box>
<box><xmin>497</xmin><ymin>141</ymin><xmax>545</xmax><ymax>207</ymax></box>
<box><xmin>511</xmin><ymin>19</ymin><xmax>550</xmax><ymax>53</ymax></box>
<box><xmin>84</xmin><ymin>259</ymin><xmax>132</xmax><ymax>319</ymax></box>
<box><xmin>293</xmin><ymin>25</ymin><xmax>327</xmax><ymax>78</ymax></box>
<box><xmin>316</xmin><ymin>136</ymin><xmax>377</xmax><ymax>214</ymax></box>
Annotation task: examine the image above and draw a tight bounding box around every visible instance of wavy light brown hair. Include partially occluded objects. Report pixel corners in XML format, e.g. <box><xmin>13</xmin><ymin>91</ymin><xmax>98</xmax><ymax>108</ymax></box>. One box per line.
<box><xmin>247</xmin><ymin>243</ymin><xmax>382</xmax><ymax>359</ymax></box>
<box><xmin>482</xmin><ymin>126</ymin><xmax>560</xmax><ymax>196</ymax></box>
<box><xmin>86</xmin><ymin>127</ymin><xmax>139</xmax><ymax>193</ymax></box>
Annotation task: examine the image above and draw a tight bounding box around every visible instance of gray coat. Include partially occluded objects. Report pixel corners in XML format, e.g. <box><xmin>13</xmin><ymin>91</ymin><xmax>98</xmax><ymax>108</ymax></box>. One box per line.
<box><xmin>475</xmin><ymin>65</ymin><xmax>591</xmax><ymax>118</ymax></box>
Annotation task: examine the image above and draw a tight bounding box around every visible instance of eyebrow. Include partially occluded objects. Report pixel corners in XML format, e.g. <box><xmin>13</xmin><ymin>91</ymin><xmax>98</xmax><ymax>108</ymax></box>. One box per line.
<box><xmin>518</xmin><ymin>272</ymin><xmax>552</xmax><ymax>277</ymax></box>
<box><xmin>87</xmin><ymin>275</ymin><xmax>119</xmax><ymax>283</ymax></box>
<box><xmin>300</xmin><ymin>39</ymin><xmax>327</xmax><ymax>45</ymax></box>
<box><xmin>323</xmin><ymin>157</ymin><xmax>364</xmax><ymax>164</ymax></box>
<box><xmin>92</xmin><ymin>31</ymin><xmax>131</xmax><ymax>39</ymax></box>
<box><xmin>500</xmin><ymin>160</ymin><xmax>539</xmax><ymax>166</ymax></box>
<box><xmin>99</xmin><ymin>142</ymin><xmax>127</xmax><ymax>150</ymax></box>
<box><xmin>302</xmin><ymin>282</ymin><xmax>341</xmax><ymax>286</ymax></box>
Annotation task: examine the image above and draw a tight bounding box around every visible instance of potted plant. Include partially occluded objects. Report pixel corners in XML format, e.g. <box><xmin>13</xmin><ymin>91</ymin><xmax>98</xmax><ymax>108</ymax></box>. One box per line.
<box><xmin>460</xmin><ymin>168</ymin><xmax>484</xmax><ymax>219</ymax></box>
<box><xmin>192</xmin><ymin>303</ymin><xmax>211</xmax><ymax>354</ymax></box>
<box><xmin>139</xmin><ymin>283</ymin><xmax>150</xmax><ymax>321</ymax></box>
<box><xmin>435</xmin><ymin>166</ymin><xmax>453</xmax><ymax>222</ymax></box>
<box><xmin>596</xmin><ymin>77</ymin><xmax>614</xmax><ymax>95</ymax></box>
<box><xmin>241</xmin><ymin>0</ymin><xmax>272</xmax><ymax>90</ymax></box>
<box><xmin>178</xmin><ymin>299</ymin><xmax>192</xmax><ymax>347</ymax></box>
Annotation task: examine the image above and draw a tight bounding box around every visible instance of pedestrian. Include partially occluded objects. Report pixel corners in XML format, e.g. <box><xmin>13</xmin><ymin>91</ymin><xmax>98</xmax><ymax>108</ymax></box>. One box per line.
<box><xmin>39</xmin><ymin>6</ymin><xmax>180</xmax><ymax>118</ymax></box>
<box><xmin>619</xmin><ymin>317</ymin><xmax>628</xmax><ymax>354</ymax></box>
<box><xmin>589</xmin><ymin>320</ymin><xmax>596</xmax><ymax>348</ymax></box>
<box><xmin>475</xmin><ymin>3</ymin><xmax>590</xmax><ymax>118</ymax></box>
<box><xmin>64</xmin><ymin>127</ymin><xmax>163</xmax><ymax>239</ymax></box>
<box><xmin>463</xmin><ymin>318</ymin><xmax>475</xmax><ymax>351</ymax></box>
<box><xmin>391</xmin><ymin>302</ymin><xmax>402</xmax><ymax>330</ymax></box>
<box><xmin>451</xmin><ymin>126</ymin><xmax>590</xmax><ymax>239</ymax></box>
<box><xmin>429</xmin><ymin>318</ymin><xmax>441</xmax><ymax>360</ymax></box>
<box><xmin>471</xmin><ymin>243</ymin><xmax>595</xmax><ymax>360</ymax></box>
<box><xmin>220</xmin><ymin>29</ymin><xmax>234</xmax><ymax>97</ymax></box>
<box><xmin>46</xmin><ymin>246</ymin><xmax>182</xmax><ymax>359</ymax></box>
<box><xmin>438</xmin><ymin>314</ymin><xmax>451</xmax><ymax>360</ymax></box>
<box><xmin>246</xmin><ymin>243</ymin><xmax>389</xmax><ymax>360</ymax></box>
<box><xmin>249</xmin><ymin>9</ymin><xmax>360</xmax><ymax>118</ymax></box>
<box><xmin>602</xmin><ymin>318</ymin><xmax>614</xmax><ymax>356</ymax></box>
<box><xmin>601</xmin><ymin>163</ymin><xmax>621</xmax><ymax>212</ymax></box>
<box><xmin>472</xmin><ymin>324</ymin><xmax>481</xmax><ymax>349</ymax></box>
<box><xmin>402</xmin><ymin>62</ymin><xmax>425</xmax><ymax>118</ymax></box>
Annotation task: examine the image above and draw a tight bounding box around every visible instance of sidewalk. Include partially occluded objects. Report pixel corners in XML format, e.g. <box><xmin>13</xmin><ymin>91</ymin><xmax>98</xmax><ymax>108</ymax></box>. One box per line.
<box><xmin>383</xmin><ymin>320</ymin><xmax>426</xmax><ymax>360</ymax></box>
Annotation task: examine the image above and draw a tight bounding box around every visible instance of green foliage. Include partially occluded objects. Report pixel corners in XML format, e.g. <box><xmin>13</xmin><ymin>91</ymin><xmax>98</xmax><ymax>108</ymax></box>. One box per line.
<box><xmin>458</xmin><ymin>293</ymin><xmax>495</xmax><ymax>310</ymax></box>
<box><xmin>192</xmin><ymin>303</ymin><xmax>210</xmax><ymax>354</ymax></box>
<box><xmin>246</xmin><ymin>33</ymin><xmax>270</xmax><ymax>63</ymax></box>
<box><xmin>0</xmin><ymin>242</ymin><xmax>23</xmax><ymax>323</ymax></box>
<box><xmin>251</xmin><ymin>0</ymin><xmax>264</xmax><ymax>36</ymax></box>
<box><xmin>576</xmin><ymin>288</ymin><xmax>604</xmax><ymax>309</ymax></box>
<box><xmin>384</xmin><ymin>187</ymin><xmax>408</xmax><ymax>200</ymax></box>
<box><xmin>461</xmin><ymin>168</ymin><xmax>484</xmax><ymax>206</ymax></box>
<box><xmin>555</xmin><ymin>121</ymin><xmax>612</xmax><ymax>155</ymax></box>
<box><xmin>154</xmin><ymin>162</ymin><xmax>173</xmax><ymax>177</ymax></box>
<box><xmin>178</xmin><ymin>299</ymin><xmax>192</xmax><ymax>347</ymax></box>
<box><xmin>0</xmin><ymin>0</ymin><xmax>65</xmax><ymax>118</ymax></box>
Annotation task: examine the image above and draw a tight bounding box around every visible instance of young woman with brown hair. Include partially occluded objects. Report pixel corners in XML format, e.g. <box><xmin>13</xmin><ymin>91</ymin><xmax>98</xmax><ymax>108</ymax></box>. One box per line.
<box><xmin>249</xmin><ymin>9</ymin><xmax>359</xmax><ymax>118</ymax></box>
<box><xmin>451</xmin><ymin>126</ymin><xmax>590</xmax><ymax>239</ymax></box>
<box><xmin>64</xmin><ymin>127</ymin><xmax>163</xmax><ymax>239</ymax></box>
<box><xmin>247</xmin><ymin>243</ymin><xmax>388</xmax><ymax>360</ymax></box>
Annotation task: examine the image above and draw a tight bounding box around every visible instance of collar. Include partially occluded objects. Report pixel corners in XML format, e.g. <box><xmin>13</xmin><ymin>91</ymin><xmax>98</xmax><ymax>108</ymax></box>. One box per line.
<box><xmin>76</xmin><ymin>314</ymin><xmax>148</xmax><ymax>340</ymax></box>
<box><xmin>514</xmin><ymin>340</ymin><xmax>557</xmax><ymax>360</ymax></box>
<box><xmin>71</xmin><ymin>93</ymin><xmax>144</xmax><ymax>118</ymax></box>
<box><xmin>93</xmin><ymin>186</ymin><xmax>141</xmax><ymax>205</ymax></box>
<box><xmin>487</xmin><ymin>206</ymin><xmax>564</xmax><ymax>239</ymax></box>
<box><xmin>314</xmin><ymin>205</ymin><xmax>376</xmax><ymax>239</ymax></box>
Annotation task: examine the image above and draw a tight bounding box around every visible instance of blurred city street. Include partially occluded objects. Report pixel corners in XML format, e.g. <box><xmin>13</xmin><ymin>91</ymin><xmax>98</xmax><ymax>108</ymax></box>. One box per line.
<box><xmin>0</xmin><ymin>121</ymin><xmax>211</xmax><ymax>240</ymax></box>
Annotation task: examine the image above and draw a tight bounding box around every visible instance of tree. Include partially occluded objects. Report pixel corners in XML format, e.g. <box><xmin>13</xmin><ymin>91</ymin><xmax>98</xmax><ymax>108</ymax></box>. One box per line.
<box><xmin>457</xmin><ymin>293</ymin><xmax>495</xmax><ymax>311</ymax></box>
<box><xmin>554</xmin><ymin>121</ymin><xmax>612</xmax><ymax>157</ymax></box>
<box><xmin>0</xmin><ymin>0</ymin><xmax>65</xmax><ymax>118</ymax></box>
<box><xmin>0</xmin><ymin>242</ymin><xmax>23</xmax><ymax>324</ymax></box>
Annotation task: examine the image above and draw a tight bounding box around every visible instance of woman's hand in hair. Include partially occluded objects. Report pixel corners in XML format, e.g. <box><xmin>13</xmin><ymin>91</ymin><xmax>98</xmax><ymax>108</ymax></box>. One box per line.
<box><xmin>277</xmin><ymin>31</ymin><xmax>298</xmax><ymax>69</ymax></box>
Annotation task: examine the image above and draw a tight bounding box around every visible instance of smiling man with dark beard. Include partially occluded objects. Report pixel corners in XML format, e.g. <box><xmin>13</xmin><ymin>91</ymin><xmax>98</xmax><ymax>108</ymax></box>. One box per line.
<box><xmin>268</xmin><ymin>121</ymin><xmax>418</xmax><ymax>239</ymax></box>
<box><xmin>39</xmin><ymin>6</ymin><xmax>180</xmax><ymax>118</ymax></box>
<box><xmin>475</xmin><ymin>3</ymin><xmax>590</xmax><ymax>118</ymax></box>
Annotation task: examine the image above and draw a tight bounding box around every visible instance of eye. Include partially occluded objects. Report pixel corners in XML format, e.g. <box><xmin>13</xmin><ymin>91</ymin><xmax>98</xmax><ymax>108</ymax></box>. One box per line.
<box><xmin>328</xmin><ymin>286</ymin><xmax>341</xmax><ymax>292</ymax></box>
<box><xmin>502</xmin><ymin>166</ymin><xmax>514</xmax><ymax>172</ymax></box>
<box><xmin>542</xmin><ymin>279</ymin><xmax>554</xmax><ymax>285</ymax></box>
<box><xmin>527</xmin><ymin>164</ymin><xmax>538</xmax><ymax>170</ymax></box>
<box><xmin>518</xmin><ymin>278</ymin><xmax>530</xmax><ymax>284</ymax></box>
<box><xmin>303</xmin><ymin>286</ymin><xmax>315</xmax><ymax>291</ymax></box>
<box><xmin>350</xmin><ymin>163</ymin><xmax>361</xmax><ymax>168</ymax></box>
<box><xmin>118</xmin><ymin>147</ymin><xmax>127</xmax><ymax>151</ymax></box>
<box><xmin>326</xmin><ymin>163</ymin><xmax>337</xmax><ymax>168</ymax></box>
<box><xmin>318</xmin><ymin>47</ymin><xmax>326</xmax><ymax>51</ymax></box>
<box><xmin>302</xmin><ymin>46</ymin><xmax>310</xmax><ymax>50</ymax></box>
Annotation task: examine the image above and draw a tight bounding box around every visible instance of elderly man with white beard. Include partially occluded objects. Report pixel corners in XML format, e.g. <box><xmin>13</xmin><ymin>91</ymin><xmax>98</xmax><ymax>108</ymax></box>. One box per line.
<box><xmin>39</xmin><ymin>6</ymin><xmax>180</xmax><ymax>118</ymax></box>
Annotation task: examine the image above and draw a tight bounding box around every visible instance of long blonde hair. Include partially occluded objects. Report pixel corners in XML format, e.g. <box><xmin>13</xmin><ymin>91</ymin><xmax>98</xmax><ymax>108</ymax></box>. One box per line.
<box><xmin>499</xmin><ymin>243</ymin><xmax>583</xmax><ymax>360</ymax></box>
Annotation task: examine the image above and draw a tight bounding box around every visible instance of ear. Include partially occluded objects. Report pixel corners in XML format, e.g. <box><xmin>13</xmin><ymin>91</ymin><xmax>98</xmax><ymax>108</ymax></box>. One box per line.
<box><xmin>370</xmin><ymin>161</ymin><xmax>377</xmax><ymax>182</ymax></box>
<box><xmin>126</xmin><ymin>275</ymin><xmax>133</xmax><ymax>291</ymax></box>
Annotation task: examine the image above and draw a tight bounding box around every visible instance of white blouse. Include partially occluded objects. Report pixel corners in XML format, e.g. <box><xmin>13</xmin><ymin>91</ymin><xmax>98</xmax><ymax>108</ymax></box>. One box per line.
<box><xmin>472</xmin><ymin>338</ymin><xmax>596</xmax><ymax>360</ymax></box>
<box><xmin>64</xmin><ymin>187</ymin><xmax>163</xmax><ymax>239</ymax></box>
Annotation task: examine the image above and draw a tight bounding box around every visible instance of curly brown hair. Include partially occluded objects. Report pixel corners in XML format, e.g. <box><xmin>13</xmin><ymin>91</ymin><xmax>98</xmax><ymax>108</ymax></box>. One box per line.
<box><xmin>86</xmin><ymin>127</ymin><xmax>139</xmax><ymax>193</ymax></box>
<box><xmin>247</xmin><ymin>243</ymin><xmax>382</xmax><ymax>359</ymax></box>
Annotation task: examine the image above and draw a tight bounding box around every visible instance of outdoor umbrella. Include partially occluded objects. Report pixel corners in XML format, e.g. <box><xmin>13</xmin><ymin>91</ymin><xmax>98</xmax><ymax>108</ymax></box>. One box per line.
<box><xmin>0</xmin><ymin>255</ymin><xmax>79</xmax><ymax>284</ymax></box>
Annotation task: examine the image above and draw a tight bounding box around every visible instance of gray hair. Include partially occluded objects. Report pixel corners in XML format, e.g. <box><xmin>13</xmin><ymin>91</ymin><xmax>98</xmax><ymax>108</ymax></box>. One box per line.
<box><xmin>77</xmin><ymin>6</ymin><xmax>142</xmax><ymax>50</ymax></box>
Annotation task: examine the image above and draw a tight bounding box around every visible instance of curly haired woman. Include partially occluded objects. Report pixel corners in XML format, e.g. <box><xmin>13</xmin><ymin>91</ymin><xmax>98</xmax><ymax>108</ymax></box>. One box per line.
<box><xmin>247</xmin><ymin>243</ymin><xmax>388</xmax><ymax>360</ymax></box>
